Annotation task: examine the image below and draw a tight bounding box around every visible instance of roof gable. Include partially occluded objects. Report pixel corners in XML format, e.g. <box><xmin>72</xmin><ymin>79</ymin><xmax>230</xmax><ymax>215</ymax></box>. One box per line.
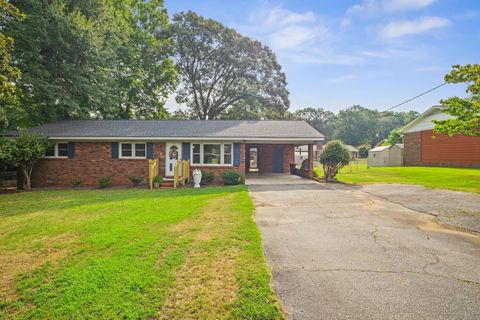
<box><xmin>401</xmin><ymin>106</ymin><xmax>452</xmax><ymax>133</ymax></box>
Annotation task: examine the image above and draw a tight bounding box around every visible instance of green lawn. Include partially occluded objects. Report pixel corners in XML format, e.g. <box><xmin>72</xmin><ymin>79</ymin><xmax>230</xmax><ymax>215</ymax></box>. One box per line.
<box><xmin>313</xmin><ymin>159</ymin><xmax>480</xmax><ymax>193</ymax></box>
<box><xmin>0</xmin><ymin>187</ymin><xmax>283</xmax><ymax>319</ymax></box>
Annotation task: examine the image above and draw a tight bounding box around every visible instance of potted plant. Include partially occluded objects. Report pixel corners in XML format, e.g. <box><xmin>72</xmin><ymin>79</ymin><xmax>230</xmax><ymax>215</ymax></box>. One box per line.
<box><xmin>153</xmin><ymin>176</ymin><xmax>163</xmax><ymax>188</ymax></box>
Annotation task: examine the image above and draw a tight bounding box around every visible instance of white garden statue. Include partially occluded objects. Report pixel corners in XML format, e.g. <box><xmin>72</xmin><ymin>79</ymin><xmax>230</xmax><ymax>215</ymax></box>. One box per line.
<box><xmin>193</xmin><ymin>169</ymin><xmax>202</xmax><ymax>188</ymax></box>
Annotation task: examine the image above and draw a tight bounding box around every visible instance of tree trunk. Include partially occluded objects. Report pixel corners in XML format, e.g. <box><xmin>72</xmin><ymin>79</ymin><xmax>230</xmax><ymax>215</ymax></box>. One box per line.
<box><xmin>21</xmin><ymin>164</ymin><xmax>32</xmax><ymax>190</ymax></box>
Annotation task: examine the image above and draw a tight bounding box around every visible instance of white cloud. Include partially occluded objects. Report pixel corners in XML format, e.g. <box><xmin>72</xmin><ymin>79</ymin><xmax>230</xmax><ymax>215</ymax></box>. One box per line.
<box><xmin>384</xmin><ymin>0</ymin><xmax>437</xmax><ymax>12</ymax></box>
<box><xmin>379</xmin><ymin>16</ymin><xmax>450</xmax><ymax>39</ymax></box>
<box><xmin>270</xmin><ymin>25</ymin><xmax>327</xmax><ymax>50</ymax></box>
<box><xmin>324</xmin><ymin>74</ymin><xmax>358</xmax><ymax>83</ymax></box>
<box><xmin>348</xmin><ymin>0</ymin><xmax>437</xmax><ymax>15</ymax></box>
<box><xmin>264</xmin><ymin>7</ymin><xmax>316</xmax><ymax>27</ymax></box>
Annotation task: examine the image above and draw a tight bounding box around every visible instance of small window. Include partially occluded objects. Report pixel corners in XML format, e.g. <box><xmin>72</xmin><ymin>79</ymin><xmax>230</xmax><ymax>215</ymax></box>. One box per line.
<box><xmin>135</xmin><ymin>143</ymin><xmax>146</xmax><ymax>157</ymax></box>
<box><xmin>223</xmin><ymin>144</ymin><xmax>232</xmax><ymax>164</ymax></box>
<box><xmin>44</xmin><ymin>143</ymin><xmax>68</xmax><ymax>158</ymax></box>
<box><xmin>121</xmin><ymin>143</ymin><xmax>132</xmax><ymax>157</ymax></box>
<box><xmin>120</xmin><ymin>142</ymin><xmax>146</xmax><ymax>159</ymax></box>
<box><xmin>192</xmin><ymin>143</ymin><xmax>201</xmax><ymax>164</ymax></box>
<box><xmin>57</xmin><ymin>143</ymin><xmax>69</xmax><ymax>157</ymax></box>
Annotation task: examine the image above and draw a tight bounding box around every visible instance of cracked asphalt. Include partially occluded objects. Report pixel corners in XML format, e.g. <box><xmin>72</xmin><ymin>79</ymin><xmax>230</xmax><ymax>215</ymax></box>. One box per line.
<box><xmin>247</xmin><ymin>175</ymin><xmax>480</xmax><ymax>320</ymax></box>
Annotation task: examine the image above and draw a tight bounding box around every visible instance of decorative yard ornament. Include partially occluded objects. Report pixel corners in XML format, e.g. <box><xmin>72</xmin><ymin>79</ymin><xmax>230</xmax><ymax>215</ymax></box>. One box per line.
<box><xmin>193</xmin><ymin>169</ymin><xmax>202</xmax><ymax>188</ymax></box>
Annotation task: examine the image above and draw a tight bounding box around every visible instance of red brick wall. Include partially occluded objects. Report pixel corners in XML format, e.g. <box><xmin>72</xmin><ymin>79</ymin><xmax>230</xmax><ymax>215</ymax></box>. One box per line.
<box><xmin>32</xmin><ymin>142</ymin><xmax>165</xmax><ymax>187</ymax></box>
<box><xmin>404</xmin><ymin>130</ymin><xmax>480</xmax><ymax>168</ymax></box>
<box><xmin>403</xmin><ymin>132</ymin><xmax>422</xmax><ymax>166</ymax></box>
<box><xmin>32</xmin><ymin>142</ymin><xmax>247</xmax><ymax>187</ymax></box>
<box><xmin>248</xmin><ymin>144</ymin><xmax>295</xmax><ymax>173</ymax></box>
<box><xmin>191</xmin><ymin>143</ymin><xmax>246</xmax><ymax>183</ymax></box>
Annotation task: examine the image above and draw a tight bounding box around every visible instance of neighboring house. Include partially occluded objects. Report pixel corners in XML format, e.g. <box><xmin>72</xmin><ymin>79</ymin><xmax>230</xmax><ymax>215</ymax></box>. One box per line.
<box><xmin>367</xmin><ymin>144</ymin><xmax>404</xmax><ymax>167</ymax></box>
<box><xmin>29</xmin><ymin>120</ymin><xmax>324</xmax><ymax>187</ymax></box>
<box><xmin>401</xmin><ymin>106</ymin><xmax>480</xmax><ymax>168</ymax></box>
<box><xmin>345</xmin><ymin>145</ymin><xmax>359</xmax><ymax>159</ymax></box>
<box><xmin>294</xmin><ymin>144</ymin><xmax>322</xmax><ymax>165</ymax></box>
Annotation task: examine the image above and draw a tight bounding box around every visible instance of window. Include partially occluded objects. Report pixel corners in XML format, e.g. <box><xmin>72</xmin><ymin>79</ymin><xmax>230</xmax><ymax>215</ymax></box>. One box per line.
<box><xmin>45</xmin><ymin>143</ymin><xmax>68</xmax><ymax>158</ymax></box>
<box><xmin>204</xmin><ymin>144</ymin><xmax>221</xmax><ymax>164</ymax></box>
<box><xmin>120</xmin><ymin>143</ymin><xmax>146</xmax><ymax>159</ymax></box>
<box><xmin>190</xmin><ymin>143</ymin><xmax>233</xmax><ymax>166</ymax></box>
<box><xmin>223</xmin><ymin>144</ymin><xmax>232</xmax><ymax>164</ymax></box>
<box><xmin>192</xmin><ymin>143</ymin><xmax>201</xmax><ymax>164</ymax></box>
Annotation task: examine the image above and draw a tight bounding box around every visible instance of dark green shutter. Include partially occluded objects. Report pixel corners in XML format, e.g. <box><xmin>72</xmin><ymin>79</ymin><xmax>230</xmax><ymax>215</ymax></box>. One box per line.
<box><xmin>182</xmin><ymin>142</ymin><xmax>190</xmax><ymax>160</ymax></box>
<box><xmin>146</xmin><ymin>142</ymin><xmax>154</xmax><ymax>159</ymax></box>
<box><xmin>111</xmin><ymin>142</ymin><xmax>119</xmax><ymax>159</ymax></box>
<box><xmin>233</xmin><ymin>143</ymin><xmax>241</xmax><ymax>167</ymax></box>
<box><xmin>67</xmin><ymin>142</ymin><xmax>75</xmax><ymax>158</ymax></box>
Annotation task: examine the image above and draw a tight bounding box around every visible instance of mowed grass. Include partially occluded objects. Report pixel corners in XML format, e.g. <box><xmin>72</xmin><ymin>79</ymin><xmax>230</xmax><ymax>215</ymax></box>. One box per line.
<box><xmin>313</xmin><ymin>159</ymin><xmax>480</xmax><ymax>193</ymax></box>
<box><xmin>0</xmin><ymin>187</ymin><xmax>283</xmax><ymax>319</ymax></box>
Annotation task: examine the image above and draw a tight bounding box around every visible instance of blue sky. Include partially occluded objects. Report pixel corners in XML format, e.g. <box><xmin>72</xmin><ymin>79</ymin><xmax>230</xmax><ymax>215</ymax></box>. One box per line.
<box><xmin>164</xmin><ymin>0</ymin><xmax>480</xmax><ymax>114</ymax></box>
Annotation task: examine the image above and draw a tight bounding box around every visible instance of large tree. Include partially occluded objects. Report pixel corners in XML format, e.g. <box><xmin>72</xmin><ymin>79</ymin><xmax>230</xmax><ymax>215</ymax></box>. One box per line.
<box><xmin>434</xmin><ymin>64</ymin><xmax>480</xmax><ymax>136</ymax></box>
<box><xmin>0</xmin><ymin>0</ymin><xmax>25</xmax><ymax>131</ymax></box>
<box><xmin>172</xmin><ymin>11</ymin><xmax>289</xmax><ymax>120</ymax></box>
<box><xmin>3</xmin><ymin>0</ymin><xmax>176</xmax><ymax>128</ymax></box>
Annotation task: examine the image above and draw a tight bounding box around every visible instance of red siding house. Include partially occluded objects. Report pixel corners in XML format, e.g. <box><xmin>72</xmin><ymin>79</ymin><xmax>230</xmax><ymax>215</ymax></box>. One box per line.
<box><xmin>29</xmin><ymin>120</ymin><xmax>324</xmax><ymax>187</ymax></box>
<box><xmin>401</xmin><ymin>106</ymin><xmax>480</xmax><ymax>168</ymax></box>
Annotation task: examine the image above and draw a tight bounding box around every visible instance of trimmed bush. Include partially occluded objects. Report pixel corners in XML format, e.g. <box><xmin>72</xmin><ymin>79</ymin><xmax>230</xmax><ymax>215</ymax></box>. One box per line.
<box><xmin>127</xmin><ymin>175</ymin><xmax>143</xmax><ymax>186</ymax></box>
<box><xmin>220</xmin><ymin>171</ymin><xmax>242</xmax><ymax>185</ymax></box>
<box><xmin>320</xmin><ymin>140</ymin><xmax>350</xmax><ymax>181</ymax></box>
<box><xmin>98</xmin><ymin>176</ymin><xmax>112</xmax><ymax>188</ymax></box>
<box><xmin>201</xmin><ymin>171</ymin><xmax>215</xmax><ymax>184</ymax></box>
<box><xmin>70</xmin><ymin>179</ymin><xmax>82</xmax><ymax>187</ymax></box>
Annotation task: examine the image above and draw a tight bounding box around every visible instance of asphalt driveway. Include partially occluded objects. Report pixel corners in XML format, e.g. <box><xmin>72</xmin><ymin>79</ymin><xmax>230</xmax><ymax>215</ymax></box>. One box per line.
<box><xmin>247</xmin><ymin>175</ymin><xmax>480</xmax><ymax>320</ymax></box>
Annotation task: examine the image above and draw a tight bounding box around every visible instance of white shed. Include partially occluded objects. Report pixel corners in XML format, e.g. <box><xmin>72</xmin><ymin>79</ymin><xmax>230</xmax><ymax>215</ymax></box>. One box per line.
<box><xmin>367</xmin><ymin>144</ymin><xmax>404</xmax><ymax>167</ymax></box>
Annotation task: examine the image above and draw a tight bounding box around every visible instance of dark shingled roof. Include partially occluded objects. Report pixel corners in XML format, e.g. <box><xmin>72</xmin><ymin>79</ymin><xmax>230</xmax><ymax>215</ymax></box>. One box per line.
<box><xmin>29</xmin><ymin>120</ymin><xmax>324</xmax><ymax>140</ymax></box>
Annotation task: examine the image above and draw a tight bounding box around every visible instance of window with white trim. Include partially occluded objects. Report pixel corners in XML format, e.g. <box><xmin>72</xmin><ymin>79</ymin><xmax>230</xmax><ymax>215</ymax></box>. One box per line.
<box><xmin>120</xmin><ymin>142</ymin><xmax>146</xmax><ymax>159</ymax></box>
<box><xmin>191</xmin><ymin>143</ymin><xmax>233</xmax><ymax>166</ymax></box>
<box><xmin>45</xmin><ymin>143</ymin><xmax>68</xmax><ymax>158</ymax></box>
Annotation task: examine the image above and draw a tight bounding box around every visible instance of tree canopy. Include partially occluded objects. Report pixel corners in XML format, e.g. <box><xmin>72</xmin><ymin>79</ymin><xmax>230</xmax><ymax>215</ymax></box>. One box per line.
<box><xmin>434</xmin><ymin>64</ymin><xmax>480</xmax><ymax>136</ymax></box>
<box><xmin>294</xmin><ymin>106</ymin><xmax>417</xmax><ymax>146</ymax></box>
<box><xmin>0</xmin><ymin>0</ymin><xmax>25</xmax><ymax>131</ymax></box>
<box><xmin>1</xmin><ymin>0</ymin><xmax>177</xmax><ymax>129</ymax></box>
<box><xmin>172</xmin><ymin>11</ymin><xmax>289</xmax><ymax>120</ymax></box>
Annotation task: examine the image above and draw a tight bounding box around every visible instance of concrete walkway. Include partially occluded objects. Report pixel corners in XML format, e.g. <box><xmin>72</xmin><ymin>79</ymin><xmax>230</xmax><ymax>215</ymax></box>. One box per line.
<box><xmin>248</xmin><ymin>175</ymin><xmax>480</xmax><ymax>320</ymax></box>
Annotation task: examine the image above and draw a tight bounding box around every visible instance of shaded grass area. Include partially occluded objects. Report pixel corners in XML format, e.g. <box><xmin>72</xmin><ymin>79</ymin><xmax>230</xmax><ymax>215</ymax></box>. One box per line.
<box><xmin>313</xmin><ymin>159</ymin><xmax>480</xmax><ymax>193</ymax></box>
<box><xmin>0</xmin><ymin>187</ymin><xmax>283</xmax><ymax>319</ymax></box>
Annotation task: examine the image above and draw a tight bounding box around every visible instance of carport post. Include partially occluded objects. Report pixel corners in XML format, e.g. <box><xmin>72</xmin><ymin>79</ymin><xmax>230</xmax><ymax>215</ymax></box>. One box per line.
<box><xmin>307</xmin><ymin>144</ymin><xmax>314</xmax><ymax>178</ymax></box>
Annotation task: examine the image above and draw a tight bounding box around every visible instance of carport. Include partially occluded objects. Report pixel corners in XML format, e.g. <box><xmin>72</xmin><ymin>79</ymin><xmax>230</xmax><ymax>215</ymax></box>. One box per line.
<box><xmin>244</xmin><ymin>143</ymin><xmax>318</xmax><ymax>178</ymax></box>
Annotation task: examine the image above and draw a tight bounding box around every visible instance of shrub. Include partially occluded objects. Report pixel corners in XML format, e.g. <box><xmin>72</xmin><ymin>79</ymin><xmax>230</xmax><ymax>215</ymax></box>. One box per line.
<box><xmin>127</xmin><ymin>175</ymin><xmax>143</xmax><ymax>186</ymax></box>
<box><xmin>319</xmin><ymin>140</ymin><xmax>350</xmax><ymax>181</ymax></box>
<box><xmin>201</xmin><ymin>171</ymin><xmax>215</xmax><ymax>184</ymax></box>
<box><xmin>220</xmin><ymin>171</ymin><xmax>242</xmax><ymax>185</ymax></box>
<box><xmin>98</xmin><ymin>176</ymin><xmax>112</xmax><ymax>188</ymax></box>
<box><xmin>358</xmin><ymin>145</ymin><xmax>369</xmax><ymax>158</ymax></box>
<box><xmin>152</xmin><ymin>176</ymin><xmax>163</xmax><ymax>186</ymax></box>
<box><xmin>70</xmin><ymin>179</ymin><xmax>82</xmax><ymax>187</ymax></box>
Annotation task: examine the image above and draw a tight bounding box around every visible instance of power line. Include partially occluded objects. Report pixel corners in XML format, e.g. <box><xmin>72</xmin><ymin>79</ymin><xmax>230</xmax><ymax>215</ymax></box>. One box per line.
<box><xmin>384</xmin><ymin>82</ymin><xmax>447</xmax><ymax>111</ymax></box>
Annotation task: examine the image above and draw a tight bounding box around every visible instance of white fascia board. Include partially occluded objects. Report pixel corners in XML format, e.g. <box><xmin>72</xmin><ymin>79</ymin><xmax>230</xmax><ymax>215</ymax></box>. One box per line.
<box><xmin>47</xmin><ymin>136</ymin><xmax>324</xmax><ymax>143</ymax></box>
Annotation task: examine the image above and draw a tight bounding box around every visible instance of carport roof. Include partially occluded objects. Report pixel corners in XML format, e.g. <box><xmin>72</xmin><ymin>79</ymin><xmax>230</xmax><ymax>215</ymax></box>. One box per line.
<box><xmin>29</xmin><ymin>120</ymin><xmax>324</xmax><ymax>142</ymax></box>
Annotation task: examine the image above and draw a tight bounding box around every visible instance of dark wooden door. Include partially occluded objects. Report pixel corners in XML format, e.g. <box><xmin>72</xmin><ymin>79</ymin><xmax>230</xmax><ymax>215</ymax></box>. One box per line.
<box><xmin>272</xmin><ymin>147</ymin><xmax>283</xmax><ymax>173</ymax></box>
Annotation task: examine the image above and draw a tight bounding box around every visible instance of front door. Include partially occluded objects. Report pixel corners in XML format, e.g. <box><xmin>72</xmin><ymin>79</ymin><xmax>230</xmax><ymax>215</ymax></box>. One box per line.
<box><xmin>165</xmin><ymin>142</ymin><xmax>182</xmax><ymax>176</ymax></box>
<box><xmin>272</xmin><ymin>146</ymin><xmax>284</xmax><ymax>173</ymax></box>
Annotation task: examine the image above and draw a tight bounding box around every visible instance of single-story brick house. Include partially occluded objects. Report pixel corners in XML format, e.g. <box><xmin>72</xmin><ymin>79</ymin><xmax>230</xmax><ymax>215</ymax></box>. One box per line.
<box><xmin>29</xmin><ymin>120</ymin><xmax>324</xmax><ymax>187</ymax></box>
<box><xmin>401</xmin><ymin>106</ymin><xmax>480</xmax><ymax>168</ymax></box>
